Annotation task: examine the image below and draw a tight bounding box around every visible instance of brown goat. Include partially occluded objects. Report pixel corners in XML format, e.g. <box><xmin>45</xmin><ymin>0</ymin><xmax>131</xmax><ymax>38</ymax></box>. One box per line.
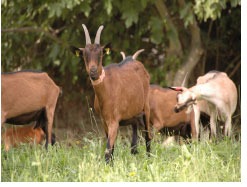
<box><xmin>149</xmin><ymin>85</ymin><xmax>196</xmax><ymax>139</ymax></box>
<box><xmin>1</xmin><ymin>71</ymin><xmax>60</xmax><ymax>148</ymax></box>
<box><xmin>2</xmin><ymin>125</ymin><xmax>45</xmax><ymax>151</ymax></box>
<box><xmin>118</xmin><ymin>85</ymin><xmax>196</xmax><ymax>150</ymax></box>
<box><xmin>119</xmin><ymin>52</ymin><xmax>196</xmax><ymax>145</ymax></box>
<box><xmin>71</xmin><ymin>24</ymin><xmax>151</xmax><ymax>163</ymax></box>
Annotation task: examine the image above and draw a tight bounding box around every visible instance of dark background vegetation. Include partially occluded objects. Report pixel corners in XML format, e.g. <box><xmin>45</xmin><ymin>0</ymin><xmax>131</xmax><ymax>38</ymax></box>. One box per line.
<box><xmin>1</xmin><ymin>0</ymin><xmax>241</xmax><ymax>134</ymax></box>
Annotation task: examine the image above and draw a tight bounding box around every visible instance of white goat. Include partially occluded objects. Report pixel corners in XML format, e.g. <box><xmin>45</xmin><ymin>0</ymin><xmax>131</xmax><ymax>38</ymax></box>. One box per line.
<box><xmin>170</xmin><ymin>71</ymin><xmax>237</xmax><ymax>138</ymax></box>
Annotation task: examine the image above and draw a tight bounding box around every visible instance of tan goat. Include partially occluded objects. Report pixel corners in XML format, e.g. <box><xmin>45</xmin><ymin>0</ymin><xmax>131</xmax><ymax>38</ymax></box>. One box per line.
<box><xmin>170</xmin><ymin>70</ymin><xmax>237</xmax><ymax>138</ymax></box>
<box><xmin>2</xmin><ymin>125</ymin><xmax>45</xmax><ymax>151</ymax></box>
<box><xmin>71</xmin><ymin>24</ymin><xmax>151</xmax><ymax>163</ymax></box>
<box><xmin>1</xmin><ymin>71</ymin><xmax>60</xmax><ymax>148</ymax></box>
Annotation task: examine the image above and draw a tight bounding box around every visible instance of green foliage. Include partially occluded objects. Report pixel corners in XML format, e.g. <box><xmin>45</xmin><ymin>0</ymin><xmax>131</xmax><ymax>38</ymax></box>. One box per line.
<box><xmin>1</xmin><ymin>135</ymin><xmax>240</xmax><ymax>182</ymax></box>
<box><xmin>149</xmin><ymin>54</ymin><xmax>181</xmax><ymax>86</ymax></box>
<box><xmin>149</xmin><ymin>16</ymin><xmax>164</xmax><ymax>44</ymax></box>
<box><xmin>104</xmin><ymin>0</ymin><xmax>113</xmax><ymax>15</ymax></box>
<box><xmin>194</xmin><ymin>0</ymin><xmax>241</xmax><ymax>21</ymax></box>
<box><xmin>1</xmin><ymin>0</ymin><xmax>240</xmax><ymax>80</ymax></box>
<box><xmin>179</xmin><ymin>2</ymin><xmax>194</xmax><ymax>27</ymax></box>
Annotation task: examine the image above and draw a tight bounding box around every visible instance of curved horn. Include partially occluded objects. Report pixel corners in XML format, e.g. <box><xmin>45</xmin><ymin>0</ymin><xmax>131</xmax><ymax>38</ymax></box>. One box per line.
<box><xmin>181</xmin><ymin>72</ymin><xmax>188</xmax><ymax>87</ymax></box>
<box><xmin>82</xmin><ymin>24</ymin><xmax>92</xmax><ymax>45</ymax></box>
<box><xmin>94</xmin><ymin>25</ymin><xmax>104</xmax><ymax>44</ymax></box>
<box><xmin>132</xmin><ymin>49</ymin><xmax>144</xmax><ymax>60</ymax></box>
<box><xmin>120</xmin><ymin>52</ymin><xmax>126</xmax><ymax>60</ymax></box>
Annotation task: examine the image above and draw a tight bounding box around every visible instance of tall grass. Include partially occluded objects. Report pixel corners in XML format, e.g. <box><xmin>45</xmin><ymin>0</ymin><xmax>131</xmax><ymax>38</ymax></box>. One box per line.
<box><xmin>1</xmin><ymin>134</ymin><xmax>240</xmax><ymax>182</ymax></box>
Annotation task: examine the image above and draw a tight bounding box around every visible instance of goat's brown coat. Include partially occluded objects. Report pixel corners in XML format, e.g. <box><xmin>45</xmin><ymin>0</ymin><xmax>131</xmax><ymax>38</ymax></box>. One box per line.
<box><xmin>94</xmin><ymin>62</ymin><xmax>149</xmax><ymax>121</ymax></box>
<box><xmin>2</xmin><ymin>125</ymin><xmax>45</xmax><ymax>151</ymax></box>
<box><xmin>93</xmin><ymin>60</ymin><xmax>151</xmax><ymax>160</ymax></box>
<box><xmin>1</xmin><ymin>71</ymin><xmax>60</xmax><ymax>147</ymax></box>
<box><xmin>149</xmin><ymin>85</ymin><xmax>196</xmax><ymax>138</ymax></box>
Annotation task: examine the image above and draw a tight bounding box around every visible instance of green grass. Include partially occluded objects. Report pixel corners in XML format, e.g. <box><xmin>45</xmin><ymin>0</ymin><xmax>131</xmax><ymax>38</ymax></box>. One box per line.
<box><xmin>1</xmin><ymin>134</ymin><xmax>241</xmax><ymax>182</ymax></box>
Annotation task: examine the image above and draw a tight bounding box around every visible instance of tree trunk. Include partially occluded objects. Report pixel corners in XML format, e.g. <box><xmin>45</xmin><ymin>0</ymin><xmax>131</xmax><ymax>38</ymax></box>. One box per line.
<box><xmin>173</xmin><ymin>1</ymin><xmax>204</xmax><ymax>86</ymax></box>
<box><xmin>154</xmin><ymin>0</ymin><xmax>183</xmax><ymax>57</ymax></box>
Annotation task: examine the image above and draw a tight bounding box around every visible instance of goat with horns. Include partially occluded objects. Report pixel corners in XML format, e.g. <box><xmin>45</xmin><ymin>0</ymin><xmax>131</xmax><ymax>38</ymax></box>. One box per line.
<box><xmin>71</xmin><ymin>25</ymin><xmax>152</xmax><ymax>163</ymax></box>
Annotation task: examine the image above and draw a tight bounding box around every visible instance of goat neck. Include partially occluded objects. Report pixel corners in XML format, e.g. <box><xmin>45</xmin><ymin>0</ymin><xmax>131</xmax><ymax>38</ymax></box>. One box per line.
<box><xmin>190</xmin><ymin>83</ymin><xmax>214</xmax><ymax>100</ymax></box>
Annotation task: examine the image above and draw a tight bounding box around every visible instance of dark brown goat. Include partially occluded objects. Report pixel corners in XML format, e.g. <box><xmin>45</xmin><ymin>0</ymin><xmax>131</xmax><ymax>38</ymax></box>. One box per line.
<box><xmin>1</xmin><ymin>71</ymin><xmax>60</xmax><ymax>148</ymax></box>
<box><xmin>71</xmin><ymin>24</ymin><xmax>151</xmax><ymax>163</ymax></box>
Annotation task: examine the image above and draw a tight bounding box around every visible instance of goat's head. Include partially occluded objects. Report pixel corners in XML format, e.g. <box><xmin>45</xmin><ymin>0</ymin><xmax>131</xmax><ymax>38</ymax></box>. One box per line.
<box><xmin>71</xmin><ymin>24</ymin><xmax>107</xmax><ymax>81</ymax></box>
<box><xmin>169</xmin><ymin>87</ymin><xmax>197</xmax><ymax>113</ymax></box>
<box><xmin>82</xmin><ymin>24</ymin><xmax>104</xmax><ymax>81</ymax></box>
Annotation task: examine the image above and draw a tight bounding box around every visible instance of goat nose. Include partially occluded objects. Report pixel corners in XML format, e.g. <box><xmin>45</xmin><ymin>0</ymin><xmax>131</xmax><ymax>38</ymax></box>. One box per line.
<box><xmin>90</xmin><ymin>67</ymin><xmax>98</xmax><ymax>80</ymax></box>
<box><xmin>90</xmin><ymin>68</ymin><xmax>97</xmax><ymax>74</ymax></box>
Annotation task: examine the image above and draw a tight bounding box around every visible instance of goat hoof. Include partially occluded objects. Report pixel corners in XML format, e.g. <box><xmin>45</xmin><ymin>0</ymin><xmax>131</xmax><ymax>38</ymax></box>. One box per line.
<box><xmin>131</xmin><ymin>149</ymin><xmax>139</xmax><ymax>155</ymax></box>
<box><xmin>105</xmin><ymin>153</ymin><xmax>114</xmax><ymax>164</ymax></box>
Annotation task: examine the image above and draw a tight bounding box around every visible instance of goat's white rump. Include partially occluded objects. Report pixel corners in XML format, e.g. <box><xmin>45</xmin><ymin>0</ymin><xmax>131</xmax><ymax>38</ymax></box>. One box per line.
<box><xmin>172</xmin><ymin>71</ymin><xmax>237</xmax><ymax>138</ymax></box>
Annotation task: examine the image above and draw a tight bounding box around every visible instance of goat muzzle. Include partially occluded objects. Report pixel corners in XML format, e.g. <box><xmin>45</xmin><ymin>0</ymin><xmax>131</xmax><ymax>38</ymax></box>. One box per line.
<box><xmin>90</xmin><ymin>69</ymin><xmax>105</xmax><ymax>86</ymax></box>
<box><xmin>89</xmin><ymin>68</ymin><xmax>99</xmax><ymax>80</ymax></box>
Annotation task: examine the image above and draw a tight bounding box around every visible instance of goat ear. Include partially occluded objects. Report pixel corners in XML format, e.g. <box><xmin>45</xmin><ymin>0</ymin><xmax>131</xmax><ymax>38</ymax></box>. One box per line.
<box><xmin>168</xmin><ymin>87</ymin><xmax>183</xmax><ymax>92</ymax></box>
<box><xmin>102</xmin><ymin>43</ymin><xmax>111</xmax><ymax>55</ymax></box>
<box><xmin>70</xmin><ymin>46</ymin><xmax>84</xmax><ymax>57</ymax></box>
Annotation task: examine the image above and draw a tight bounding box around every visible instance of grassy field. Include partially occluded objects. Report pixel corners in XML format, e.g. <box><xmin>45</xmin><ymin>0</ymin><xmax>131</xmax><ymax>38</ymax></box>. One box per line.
<box><xmin>1</xmin><ymin>129</ymin><xmax>241</xmax><ymax>182</ymax></box>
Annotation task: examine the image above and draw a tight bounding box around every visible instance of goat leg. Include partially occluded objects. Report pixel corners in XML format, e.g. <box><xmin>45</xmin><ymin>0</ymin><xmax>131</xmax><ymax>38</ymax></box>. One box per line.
<box><xmin>192</xmin><ymin>104</ymin><xmax>200</xmax><ymax>140</ymax></box>
<box><xmin>131</xmin><ymin>123</ymin><xmax>138</xmax><ymax>154</ymax></box>
<box><xmin>224</xmin><ymin>116</ymin><xmax>232</xmax><ymax>137</ymax></box>
<box><xmin>44</xmin><ymin>107</ymin><xmax>55</xmax><ymax>149</ymax></box>
<box><xmin>105</xmin><ymin>122</ymin><xmax>118</xmax><ymax>164</ymax></box>
<box><xmin>210</xmin><ymin>112</ymin><xmax>217</xmax><ymax>139</ymax></box>
<box><xmin>143</xmin><ymin>114</ymin><xmax>151</xmax><ymax>157</ymax></box>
